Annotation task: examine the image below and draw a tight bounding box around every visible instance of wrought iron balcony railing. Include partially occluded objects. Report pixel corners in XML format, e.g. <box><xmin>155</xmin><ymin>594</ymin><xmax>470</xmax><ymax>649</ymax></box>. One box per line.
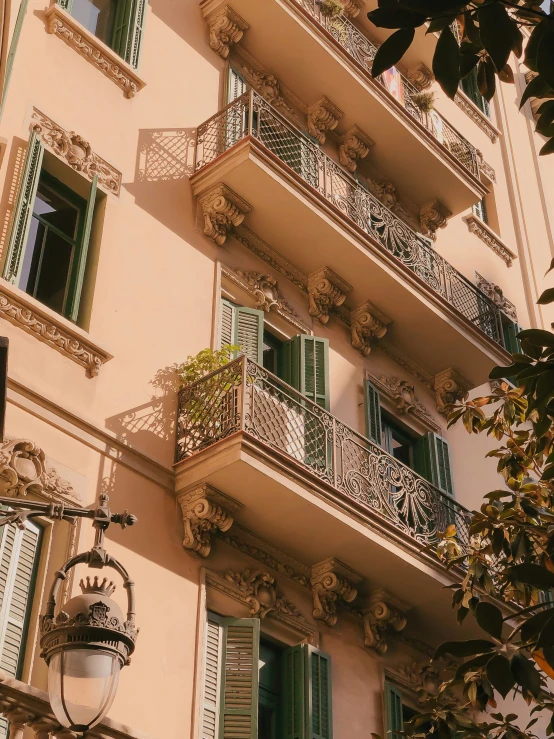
<box><xmin>176</xmin><ymin>356</ymin><xmax>473</xmax><ymax>551</ymax></box>
<box><xmin>296</xmin><ymin>0</ymin><xmax>479</xmax><ymax>176</ymax></box>
<box><xmin>195</xmin><ymin>91</ymin><xmax>504</xmax><ymax>347</ymax></box>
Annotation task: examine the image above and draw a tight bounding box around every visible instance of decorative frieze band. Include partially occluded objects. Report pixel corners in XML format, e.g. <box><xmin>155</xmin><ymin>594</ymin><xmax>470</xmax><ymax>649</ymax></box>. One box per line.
<box><xmin>464</xmin><ymin>215</ymin><xmax>517</xmax><ymax>267</ymax></box>
<box><xmin>306</xmin><ymin>96</ymin><xmax>344</xmax><ymax>145</ymax></box>
<box><xmin>45</xmin><ymin>5</ymin><xmax>145</xmax><ymax>98</ymax></box>
<box><xmin>177</xmin><ymin>483</ymin><xmax>241</xmax><ymax>557</ymax></box>
<box><xmin>434</xmin><ymin>367</ymin><xmax>471</xmax><ymax>417</ymax></box>
<box><xmin>30</xmin><ymin>108</ymin><xmax>121</xmax><ymax>195</ymax></box>
<box><xmin>453</xmin><ymin>92</ymin><xmax>500</xmax><ymax>143</ymax></box>
<box><xmin>0</xmin><ymin>283</ymin><xmax>112</xmax><ymax>377</ymax></box>
<box><xmin>311</xmin><ymin>557</ymin><xmax>362</xmax><ymax>627</ymax></box>
<box><xmin>350</xmin><ymin>300</ymin><xmax>391</xmax><ymax>356</ymax></box>
<box><xmin>199</xmin><ymin>184</ymin><xmax>252</xmax><ymax>246</ymax></box>
<box><xmin>308</xmin><ymin>266</ymin><xmax>351</xmax><ymax>324</ymax></box>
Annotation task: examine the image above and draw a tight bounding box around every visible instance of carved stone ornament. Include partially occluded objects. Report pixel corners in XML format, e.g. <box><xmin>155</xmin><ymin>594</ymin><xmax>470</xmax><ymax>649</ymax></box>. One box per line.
<box><xmin>393</xmin><ymin>661</ymin><xmax>441</xmax><ymax>703</ymax></box>
<box><xmin>224</xmin><ymin>569</ymin><xmax>304</xmax><ymax>619</ymax></box>
<box><xmin>419</xmin><ymin>199</ymin><xmax>452</xmax><ymax>240</ymax></box>
<box><xmin>206</xmin><ymin>6</ymin><xmax>249</xmax><ymax>59</ymax></box>
<box><xmin>454</xmin><ymin>92</ymin><xmax>499</xmax><ymax>143</ymax></box>
<box><xmin>311</xmin><ymin>558</ymin><xmax>362</xmax><ymax>627</ymax></box>
<box><xmin>362</xmin><ymin>589</ymin><xmax>408</xmax><ymax>654</ymax></box>
<box><xmin>178</xmin><ymin>483</ymin><xmax>242</xmax><ymax>558</ymax></box>
<box><xmin>0</xmin><ymin>439</ymin><xmax>80</xmax><ymax>503</ymax></box>
<box><xmin>0</xmin><ymin>283</ymin><xmax>111</xmax><ymax>377</ymax></box>
<box><xmin>306</xmin><ymin>97</ymin><xmax>344</xmax><ymax>145</ymax></box>
<box><xmin>199</xmin><ymin>184</ymin><xmax>252</xmax><ymax>246</ymax></box>
<box><xmin>379</xmin><ymin>375</ymin><xmax>437</xmax><ymax>425</ymax></box>
<box><xmin>44</xmin><ymin>5</ymin><xmax>145</xmax><ymax>98</ymax></box>
<box><xmin>31</xmin><ymin>109</ymin><xmax>121</xmax><ymax>195</ymax></box>
<box><xmin>308</xmin><ymin>266</ymin><xmax>352</xmax><ymax>324</ymax></box>
<box><xmin>350</xmin><ymin>300</ymin><xmax>391</xmax><ymax>356</ymax></box>
<box><xmin>249</xmin><ymin>70</ymin><xmax>281</xmax><ymax>105</ymax></box>
<box><xmin>434</xmin><ymin>367</ymin><xmax>472</xmax><ymax>417</ymax></box>
<box><xmin>464</xmin><ymin>215</ymin><xmax>516</xmax><ymax>267</ymax></box>
<box><xmin>475</xmin><ymin>151</ymin><xmax>496</xmax><ymax>183</ymax></box>
<box><xmin>370</xmin><ymin>179</ymin><xmax>398</xmax><ymax>210</ymax></box>
<box><xmin>338</xmin><ymin>125</ymin><xmax>374</xmax><ymax>173</ymax></box>
<box><xmin>406</xmin><ymin>63</ymin><xmax>434</xmax><ymax>91</ymax></box>
<box><xmin>476</xmin><ymin>273</ymin><xmax>517</xmax><ymax>321</ymax></box>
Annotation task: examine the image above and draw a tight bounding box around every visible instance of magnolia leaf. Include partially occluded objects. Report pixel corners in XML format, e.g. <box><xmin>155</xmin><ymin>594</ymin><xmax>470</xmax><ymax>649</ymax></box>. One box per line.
<box><xmin>372</xmin><ymin>28</ymin><xmax>415</xmax><ymax>78</ymax></box>
<box><xmin>545</xmin><ymin>256</ymin><xmax>554</xmax><ymax>276</ymax></box>
<box><xmin>478</xmin><ymin>2</ymin><xmax>515</xmax><ymax>72</ymax></box>
<box><xmin>520</xmin><ymin>73</ymin><xmax>554</xmax><ymax>110</ymax></box>
<box><xmin>540</xmin><ymin>137</ymin><xmax>554</xmax><ymax>156</ymax></box>
<box><xmin>511</xmin><ymin>653</ymin><xmax>541</xmax><ymax>697</ymax></box>
<box><xmin>489</xmin><ymin>362</ymin><xmax>530</xmax><ymax>380</ymax></box>
<box><xmin>460</xmin><ymin>52</ymin><xmax>479</xmax><ymax>79</ymax></box>
<box><xmin>507</xmin><ymin>563</ymin><xmax>554</xmax><ymax>589</ymax></box>
<box><xmin>487</xmin><ymin>655</ymin><xmax>515</xmax><ymax>698</ymax></box>
<box><xmin>516</xmin><ymin>328</ymin><xmax>554</xmax><ymax>347</ymax></box>
<box><xmin>367</xmin><ymin>6</ymin><xmax>426</xmax><ymax>28</ymax></box>
<box><xmin>538</xmin><ymin>287</ymin><xmax>554</xmax><ymax>304</ymax></box>
<box><xmin>521</xmin><ymin>609</ymin><xmax>554</xmax><ymax>643</ymax></box>
<box><xmin>498</xmin><ymin>64</ymin><xmax>515</xmax><ymax>84</ymax></box>
<box><xmin>537</xmin><ymin>26</ymin><xmax>554</xmax><ymax>92</ymax></box>
<box><xmin>433</xmin><ymin>25</ymin><xmax>460</xmax><ymax>99</ymax></box>
<box><xmin>525</xmin><ymin>19</ymin><xmax>549</xmax><ymax>72</ymax></box>
<box><xmin>434</xmin><ymin>639</ymin><xmax>495</xmax><ymax>660</ymax></box>
<box><xmin>476</xmin><ymin>602</ymin><xmax>503</xmax><ymax>640</ymax></box>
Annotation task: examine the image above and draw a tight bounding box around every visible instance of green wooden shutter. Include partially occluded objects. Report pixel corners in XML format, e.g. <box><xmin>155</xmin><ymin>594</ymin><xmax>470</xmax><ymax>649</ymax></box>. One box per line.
<box><xmin>219</xmin><ymin>617</ymin><xmax>259</xmax><ymax>739</ymax></box>
<box><xmin>284</xmin><ymin>336</ymin><xmax>329</xmax><ymax>410</ymax></box>
<box><xmin>111</xmin><ymin>0</ymin><xmax>133</xmax><ymax>58</ymax></box>
<box><xmin>384</xmin><ymin>682</ymin><xmax>403</xmax><ymax>739</ymax></box>
<box><xmin>364</xmin><ymin>379</ymin><xmax>382</xmax><ymax>445</ymax></box>
<box><xmin>413</xmin><ymin>433</ymin><xmax>454</xmax><ymax>497</ymax></box>
<box><xmin>125</xmin><ymin>0</ymin><xmax>146</xmax><ymax>69</ymax></box>
<box><xmin>502</xmin><ymin>320</ymin><xmax>521</xmax><ymax>354</ymax></box>
<box><xmin>3</xmin><ymin>131</ymin><xmax>44</xmax><ymax>284</ymax></box>
<box><xmin>201</xmin><ymin>614</ymin><xmax>223</xmax><ymax>739</ymax></box>
<box><xmin>283</xmin><ymin>645</ymin><xmax>333</xmax><ymax>739</ymax></box>
<box><xmin>0</xmin><ymin>520</ymin><xmax>41</xmax><ymax>677</ymax></box>
<box><xmin>219</xmin><ymin>300</ymin><xmax>263</xmax><ymax>362</ymax></box>
<box><xmin>68</xmin><ymin>175</ymin><xmax>97</xmax><ymax>323</ymax></box>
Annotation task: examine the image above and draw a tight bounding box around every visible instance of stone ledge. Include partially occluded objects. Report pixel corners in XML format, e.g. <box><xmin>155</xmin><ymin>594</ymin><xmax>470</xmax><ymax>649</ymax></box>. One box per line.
<box><xmin>44</xmin><ymin>4</ymin><xmax>146</xmax><ymax>98</ymax></box>
<box><xmin>464</xmin><ymin>215</ymin><xmax>517</xmax><ymax>268</ymax></box>
<box><xmin>0</xmin><ymin>280</ymin><xmax>112</xmax><ymax>377</ymax></box>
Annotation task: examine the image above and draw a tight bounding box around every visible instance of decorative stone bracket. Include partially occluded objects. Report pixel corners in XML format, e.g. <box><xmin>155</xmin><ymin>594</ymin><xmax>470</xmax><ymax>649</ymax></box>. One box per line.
<box><xmin>406</xmin><ymin>63</ymin><xmax>434</xmax><ymax>91</ymax></box>
<box><xmin>311</xmin><ymin>558</ymin><xmax>362</xmax><ymax>627</ymax></box>
<box><xmin>205</xmin><ymin>5</ymin><xmax>249</xmax><ymax>59</ymax></box>
<box><xmin>338</xmin><ymin>125</ymin><xmax>374</xmax><ymax>173</ymax></box>
<box><xmin>419</xmin><ymin>199</ymin><xmax>452</xmax><ymax>240</ymax></box>
<box><xmin>199</xmin><ymin>184</ymin><xmax>252</xmax><ymax>246</ymax></box>
<box><xmin>178</xmin><ymin>483</ymin><xmax>242</xmax><ymax>558</ymax></box>
<box><xmin>476</xmin><ymin>273</ymin><xmax>517</xmax><ymax>321</ymax></box>
<box><xmin>306</xmin><ymin>97</ymin><xmax>344</xmax><ymax>145</ymax></box>
<box><xmin>362</xmin><ymin>589</ymin><xmax>408</xmax><ymax>654</ymax></box>
<box><xmin>308</xmin><ymin>267</ymin><xmax>351</xmax><ymax>324</ymax></box>
<box><xmin>350</xmin><ymin>300</ymin><xmax>391</xmax><ymax>356</ymax></box>
<box><xmin>434</xmin><ymin>367</ymin><xmax>472</xmax><ymax>417</ymax></box>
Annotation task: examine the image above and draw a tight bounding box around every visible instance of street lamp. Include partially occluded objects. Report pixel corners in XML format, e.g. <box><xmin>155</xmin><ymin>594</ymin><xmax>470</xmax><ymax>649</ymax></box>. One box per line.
<box><xmin>0</xmin><ymin>492</ymin><xmax>138</xmax><ymax>733</ymax></box>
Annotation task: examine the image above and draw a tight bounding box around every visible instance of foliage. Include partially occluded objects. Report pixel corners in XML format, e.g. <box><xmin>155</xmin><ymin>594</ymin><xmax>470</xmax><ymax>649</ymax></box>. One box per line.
<box><xmin>319</xmin><ymin>0</ymin><xmax>345</xmax><ymax>17</ymax></box>
<box><xmin>176</xmin><ymin>345</ymin><xmax>240</xmax><ymax>387</ymax></box>
<box><xmin>411</xmin><ymin>91</ymin><xmax>436</xmax><ymax>112</ymax></box>
<box><xmin>400</xmin><ymin>264</ymin><xmax>554</xmax><ymax>739</ymax></box>
<box><xmin>366</xmin><ymin>1</ymin><xmax>554</xmax><ymax>155</ymax></box>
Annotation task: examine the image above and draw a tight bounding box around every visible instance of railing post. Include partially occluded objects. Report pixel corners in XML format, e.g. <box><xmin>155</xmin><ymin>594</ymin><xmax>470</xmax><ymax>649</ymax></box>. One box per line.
<box><xmin>332</xmin><ymin>417</ymin><xmax>337</xmax><ymax>488</ymax></box>
<box><xmin>4</xmin><ymin>708</ymin><xmax>33</xmax><ymax>739</ymax></box>
<box><xmin>248</xmin><ymin>90</ymin><xmax>254</xmax><ymax>138</ymax></box>
<box><xmin>240</xmin><ymin>355</ymin><xmax>248</xmax><ymax>432</ymax></box>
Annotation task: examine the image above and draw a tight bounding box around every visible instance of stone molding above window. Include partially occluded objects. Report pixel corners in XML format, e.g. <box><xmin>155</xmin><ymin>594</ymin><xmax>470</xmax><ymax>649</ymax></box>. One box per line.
<box><xmin>366</xmin><ymin>371</ymin><xmax>440</xmax><ymax>433</ymax></box>
<box><xmin>30</xmin><ymin>108</ymin><xmax>122</xmax><ymax>195</ymax></box>
<box><xmin>44</xmin><ymin>5</ymin><xmax>146</xmax><ymax>98</ymax></box>
<box><xmin>0</xmin><ymin>280</ymin><xmax>112</xmax><ymax>377</ymax></box>
<box><xmin>464</xmin><ymin>214</ymin><xmax>517</xmax><ymax>267</ymax></box>
<box><xmin>453</xmin><ymin>91</ymin><xmax>501</xmax><ymax>143</ymax></box>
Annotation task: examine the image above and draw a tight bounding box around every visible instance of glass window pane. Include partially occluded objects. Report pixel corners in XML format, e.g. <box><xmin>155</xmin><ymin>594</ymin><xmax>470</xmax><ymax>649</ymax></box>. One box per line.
<box><xmin>71</xmin><ymin>0</ymin><xmax>117</xmax><ymax>46</ymax></box>
<box><xmin>26</xmin><ymin>226</ymin><xmax>74</xmax><ymax>314</ymax></box>
<box><xmin>34</xmin><ymin>183</ymin><xmax>79</xmax><ymax>239</ymax></box>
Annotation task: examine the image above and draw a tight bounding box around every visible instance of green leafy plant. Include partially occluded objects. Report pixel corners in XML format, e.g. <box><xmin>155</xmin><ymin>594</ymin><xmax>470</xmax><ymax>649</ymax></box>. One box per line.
<box><xmin>366</xmin><ymin>1</ymin><xmax>554</xmax><ymax>155</ymax></box>
<box><xmin>176</xmin><ymin>345</ymin><xmax>241</xmax><ymax>387</ymax></box>
<box><xmin>319</xmin><ymin>0</ymin><xmax>345</xmax><ymax>18</ymax></box>
<box><xmin>411</xmin><ymin>91</ymin><xmax>436</xmax><ymax>113</ymax></box>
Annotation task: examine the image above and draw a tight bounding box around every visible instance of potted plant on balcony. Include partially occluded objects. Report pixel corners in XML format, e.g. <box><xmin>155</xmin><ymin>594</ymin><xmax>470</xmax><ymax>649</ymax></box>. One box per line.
<box><xmin>410</xmin><ymin>91</ymin><xmax>435</xmax><ymax>114</ymax></box>
<box><xmin>319</xmin><ymin>0</ymin><xmax>345</xmax><ymax>17</ymax></box>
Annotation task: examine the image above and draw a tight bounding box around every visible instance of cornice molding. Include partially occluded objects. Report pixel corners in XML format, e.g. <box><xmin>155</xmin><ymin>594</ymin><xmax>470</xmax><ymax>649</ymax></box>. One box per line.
<box><xmin>0</xmin><ymin>281</ymin><xmax>112</xmax><ymax>377</ymax></box>
<box><xmin>464</xmin><ymin>215</ymin><xmax>517</xmax><ymax>267</ymax></box>
<box><xmin>45</xmin><ymin>5</ymin><xmax>146</xmax><ymax>98</ymax></box>
<box><xmin>453</xmin><ymin>92</ymin><xmax>500</xmax><ymax>143</ymax></box>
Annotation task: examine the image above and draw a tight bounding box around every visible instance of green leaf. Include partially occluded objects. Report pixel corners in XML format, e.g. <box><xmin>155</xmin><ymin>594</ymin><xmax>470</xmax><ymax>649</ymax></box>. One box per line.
<box><xmin>487</xmin><ymin>655</ymin><xmax>516</xmax><ymax>698</ymax></box>
<box><xmin>520</xmin><ymin>74</ymin><xmax>554</xmax><ymax>109</ymax></box>
<box><xmin>516</xmin><ymin>329</ymin><xmax>554</xmax><ymax>347</ymax></box>
<box><xmin>434</xmin><ymin>639</ymin><xmax>495</xmax><ymax>660</ymax></box>
<box><xmin>478</xmin><ymin>2</ymin><xmax>515</xmax><ymax>72</ymax></box>
<box><xmin>525</xmin><ymin>19</ymin><xmax>549</xmax><ymax>72</ymax></box>
<box><xmin>521</xmin><ymin>608</ymin><xmax>554</xmax><ymax>643</ymax></box>
<box><xmin>511</xmin><ymin>653</ymin><xmax>541</xmax><ymax>697</ymax></box>
<box><xmin>538</xmin><ymin>287</ymin><xmax>554</xmax><ymax>304</ymax></box>
<box><xmin>367</xmin><ymin>6</ymin><xmax>426</xmax><ymax>29</ymax></box>
<box><xmin>538</xmin><ymin>613</ymin><xmax>554</xmax><ymax>649</ymax></box>
<box><xmin>476</xmin><ymin>601</ymin><xmax>504</xmax><ymax>640</ymax></box>
<box><xmin>537</xmin><ymin>26</ymin><xmax>554</xmax><ymax>92</ymax></box>
<box><xmin>489</xmin><ymin>362</ymin><xmax>531</xmax><ymax>380</ymax></box>
<box><xmin>507</xmin><ymin>563</ymin><xmax>554</xmax><ymax>590</ymax></box>
<box><xmin>460</xmin><ymin>52</ymin><xmax>479</xmax><ymax>80</ymax></box>
<box><xmin>433</xmin><ymin>25</ymin><xmax>460</xmax><ymax>99</ymax></box>
<box><xmin>372</xmin><ymin>28</ymin><xmax>415</xmax><ymax>78</ymax></box>
<box><xmin>540</xmin><ymin>137</ymin><xmax>554</xmax><ymax>156</ymax></box>
<box><xmin>544</xmin><ymin>256</ymin><xmax>554</xmax><ymax>276</ymax></box>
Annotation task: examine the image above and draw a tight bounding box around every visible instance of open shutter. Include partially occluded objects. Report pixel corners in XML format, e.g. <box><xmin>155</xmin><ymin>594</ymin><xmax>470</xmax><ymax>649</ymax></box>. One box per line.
<box><xmin>125</xmin><ymin>0</ymin><xmax>147</xmax><ymax>69</ymax></box>
<box><xmin>502</xmin><ymin>320</ymin><xmax>521</xmax><ymax>354</ymax></box>
<box><xmin>413</xmin><ymin>433</ymin><xmax>454</xmax><ymax>497</ymax></box>
<box><xmin>220</xmin><ymin>299</ymin><xmax>235</xmax><ymax>348</ymax></box>
<box><xmin>111</xmin><ymin>0</ymin><xmax>134</xmax><ymax>59</ymax></box>
<box><xmin>201</xmin><ymin>614</ymin><xmax>223</xmax><ymax>739</ymax></box>
<box><xmin>283</xmin><ymin>645</ymin><xmax>332</xmax><ymax>739</ymax></box>
<box><xmin>68</xmin><ymin>174</ymin><xmax>97</xmax><ymax>323</ymax></box>
<box><xmin>384</xmin><ymin>682</ymin><xmax>403</xmax><ymax>739</ymax></box>
<box><xmin>364</xmin><ymin>379</ymin><xmax>382</xmax><ymax>445</ymax></box>
<box><xmin>472</xmin><ymin>198</ymin><xmax>488</xmax><ymax>224</ymax></box>
<box><xmin>4</xmin><ymin>131</ymin><xmax>44</xmax><ymax>284</ymax></box>
<box><xmin>227</xmin><ymin>68</ymin><xmax>247</xmax><ymax>103</ymax></box>
<box><xmin>284</xmin><ymin>336</ymin><xmax>329</xmax><ymax>410</ymax></box>
<box><xmin>235</xmin><ymin>307</ymin><xmax>263</xmax><ymax>364</ymax></box>
<box><xmin>219</xmin><ymin>617</ymin><xmax>259</xmax><ymax>739</ymax></box>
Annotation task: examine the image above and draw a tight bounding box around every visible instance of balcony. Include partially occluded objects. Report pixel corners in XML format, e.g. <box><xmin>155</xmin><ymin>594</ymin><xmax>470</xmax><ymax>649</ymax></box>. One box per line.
<box><xmin>191</xmin><ymin>92</ymin><xmax>509</xmax><ymax>385</ymax></box>
<box><xmin>174</xmin><ymin>357</ymin><xmax>475</xmax><ymax>633</ymax></box>
<box><xmin>201</xmin><ymin>0</ymin><xmax>487</xmax><ymax>214</ymax></box>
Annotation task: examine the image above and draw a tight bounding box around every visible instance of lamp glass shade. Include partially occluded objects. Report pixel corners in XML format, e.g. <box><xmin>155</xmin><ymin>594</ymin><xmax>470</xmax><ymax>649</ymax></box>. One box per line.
<box><xmin>48</xmin><ymin>648</ymin><xmax>121</xmax><ymax>731</ymax></box>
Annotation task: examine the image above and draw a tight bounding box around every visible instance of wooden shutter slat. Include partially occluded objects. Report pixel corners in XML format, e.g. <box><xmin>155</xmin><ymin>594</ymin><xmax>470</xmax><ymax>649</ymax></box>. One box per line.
<box><xmin>219</xmin><ymin>618</ymin><xmax>259</xmax><ymax>739</ymax></box>
<box><xmin>125</xmin><ymin>0</ymin><xmax>147</xmax><ymax>69</ymax></box>
<box><xmin>364</xmin><ymin>379</ymin><xmax>382</xmax><ymax>445</ymax></box>
<box><xmin>235</xmin><ymin>307</ymin><xmax>263</xmax><ymax>364</ymax></box>
<box><xmin>202</xmin><ymin>615</ymin><xmax>223</xmax><ymax>739</ymax></box>
<box><xmin>283</xmin><ymin>644</ymin><xmax>333</xmax><ymax>739</ymax></box>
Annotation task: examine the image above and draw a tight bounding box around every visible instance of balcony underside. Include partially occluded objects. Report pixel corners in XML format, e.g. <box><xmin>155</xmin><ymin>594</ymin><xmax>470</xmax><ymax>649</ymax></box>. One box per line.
<box><xmin>201</xmin><ymin>0</ymin><xmax>487</xmax><ymax>214</ymax></box>
<box><xmin>191</xmin><ymin>139</ymin><xmax>509</xmax><ymax>386</ymax></box>
<box><xmin>175</xmin><ymin>432</ymin><xmax>484</xmax><ymax>642</ymax></box>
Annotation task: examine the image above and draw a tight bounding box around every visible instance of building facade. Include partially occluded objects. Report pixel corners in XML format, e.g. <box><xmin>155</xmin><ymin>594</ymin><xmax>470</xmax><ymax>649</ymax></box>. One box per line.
<box><xmin>0</xmin><ymin>0</ymin><xmax>551</xmax><ymax>738</ymax></box>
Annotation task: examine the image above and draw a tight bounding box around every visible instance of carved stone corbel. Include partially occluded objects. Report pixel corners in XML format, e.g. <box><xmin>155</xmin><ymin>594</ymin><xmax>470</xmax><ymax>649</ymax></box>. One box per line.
<box><xmin>206</xmin><ymin>6</ymin><xmax>249</xmax><ymax>59</ymax></box>
<box><xmin>434</xmin><ymin>368</ymin><xmax>472</xmax><ymax>417</ymax></box>
<box><xmin>308</xmin><ymin>267</ymin><xmax>351</xmax><ymax>324</ymax></box>
<box><xmin>419</xmin><ymin>199</ymin><xmax>452</xmax><ymax>240</ymax></box>
<box><xmin>341</xmin><ymin>0</ymin><xmax>364</xmax><ymax>17</ymax></box>
<box><xmin>406</xmin><ymin>63</ymin><xmax>434</xmax><ymax>91</ymax></box>
<box><xmin>311</xmin><ymin>558</ymin><xmax>362</xmax><ymax>627</ymax></box>
<box><xmin>178</xmin><ymin>483</ymin><xmax>242</xmax><ymax>558</ymax></box>
<box><xmin>476</xmin><ymin>273</ymin><xmax>517</xmax><ymax>321</ymax></box>
<box><xmin>350</xmin><ymin>300</ymin><xmax>391</xmax><ymax>356</ymax></box>
<box><xmin>362</xmin><ymin>589</ymin><xmax>408</xmax><ymax>654</ymax></box>
<box><xmin>306</xmin><ymin>97</ymin><xmax>344</xmax><ymax>144</ymax></box>
<box><xmin>199</xmin><ymin>184</ymin><xmax>252</xmax><ymax>246</ymax></box>
<box><xmin>338</xmin><ymin>125</ymin><xmax>374</xmax><ymax>172</ymax></box>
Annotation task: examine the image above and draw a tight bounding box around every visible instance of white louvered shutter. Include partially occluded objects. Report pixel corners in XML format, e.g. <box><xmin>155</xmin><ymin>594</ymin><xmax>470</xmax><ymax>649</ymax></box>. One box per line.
<box><xmin>235</xmin><ymin>307</ymin><xmax>263</xmax><ymax>364</ymax></box>
<box><xmin>201</xmin><ymin>615</ymin><xmax>223</xmax><ymax>739</ymax></box>
<box><xmin>227</xmin><ymin>68</ymin><xmax>247</xmax><ymax>103</ymax></box>
<box><xmin>220</xmin><ymin>300</ymin><xmax>235</xmax><ymax>348</ymax></box>
<box><xmin>219</xmin><ymin>617</ymin><xmax>260</xmax><ymax>739</ymax></box>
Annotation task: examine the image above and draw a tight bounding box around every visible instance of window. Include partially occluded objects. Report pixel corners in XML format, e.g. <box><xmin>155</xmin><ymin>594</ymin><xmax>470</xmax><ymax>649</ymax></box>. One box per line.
<box><xmin>201</xmin><ymin>613</ymin><xmax>333</xmax><ymax>739</ymax></box>
<box><xmin>262</xmin><ymin>331</ymin><xmax>284</xmax><ymax>377</ymax></box>
<box><xmin>57</xmin><ymin>0</ymin><xmax>145</xmax><ymax>68</ymax></box>
<box><xmin>385</xmin><ymin>682</ymin><xmax>431</xmax><ymax>739</ymax></box>
<box><xmin>460</xmin><ymin>69</ymin><xmax>491</xmax><ymax>118</ymax></box>
<box><xmin>472</xmin><ymin>197</ymin><xmax>488</xmax><ymax>224</ymax></box>
<box><xmin>4</xmin><ymin>133</ymin><xmax>99</xmax><ymax>323</ymax></box>
<box><xmin>381</xmin><ymin>415</ymin><xmax>416</xmax><ymax>469</ymax></box>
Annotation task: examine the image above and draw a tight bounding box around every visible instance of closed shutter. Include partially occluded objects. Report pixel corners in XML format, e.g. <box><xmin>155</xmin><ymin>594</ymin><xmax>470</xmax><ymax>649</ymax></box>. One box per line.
<box><xmin>364</xmin><ymin>379</ymin><xmax>382</xmax><ymax>445</ymax></box>
<box><xmin>68</xmin><ymin>175</ymin><xmax>97</xmax><ymax>323</ymax></box>
<box><xmin>413</xmin><ymin>433</ymin><xmax>454</xmax><ymax>497</ymax></box>
<box><xmin>219</xmin><ymin>617</ymin><xmax>259</xmax><ymax>739</ymax></box>
<box><xmin>384</xmin><ymin>682</ymin><xmax>403</xmax><ymax>739</ymax></box>
<box><xmin>284</xmin><ymin>336</ymin><xmax>329</xmax><ymax>410</ymax></box>
<box><xmin>112</xmin><ymin>0</ymin><xmax>134</xmax><ymax>59</ymax></box>
<box><xmin>502</xmin><ymin>320</ymin><xmax>521</xmax><ymax>354</ymax></box>
<box><xmin>283</xmin><ymin>645</ymin><xmax>333</xmax><ymax>739</ymax></box>
<box><xmin>461</xmin><ymin>69</ymin><xmax>490</xmax><ymax>117</ymax></box>
<box><xmin>201</xmin><ymin>614</ymin><xmax>223</xmax><ymax>739</ymax></box>
<box><xmin>219</xmin><ymin>300</ymin><xmax>263</xmax><ymax>363</ymax></box>
<box><xmin>4</xmin><ymin>131</ymin><xmax>44</xmax><ymax>284</ymax></box>
<box><xmin>111</xmin><ymin>0</ymin><xmax>145</xmax><ymax>68</ymax></box>
<box><xmin>227</xmin><ymin>68</ymin><xmax>247</xmax><ymax>103</ymax></box>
